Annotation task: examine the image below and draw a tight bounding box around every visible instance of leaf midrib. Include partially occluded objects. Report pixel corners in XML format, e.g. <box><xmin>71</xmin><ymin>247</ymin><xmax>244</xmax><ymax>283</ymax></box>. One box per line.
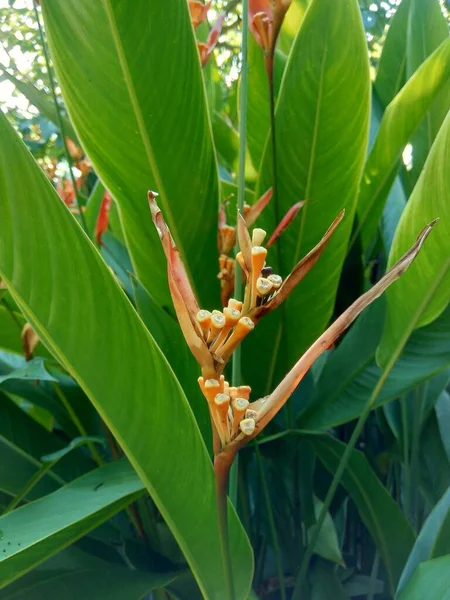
<box><xmin>101</xmin><ymin>0</ymin><xmax>199</xmax><ymax>297</ymax></box>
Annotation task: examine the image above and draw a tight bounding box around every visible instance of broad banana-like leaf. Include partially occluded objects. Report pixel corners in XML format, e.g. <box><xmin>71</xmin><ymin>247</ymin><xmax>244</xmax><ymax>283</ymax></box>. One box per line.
<box><xmin>41</xmin><ymin>0</ymin><xmax>219</xmax><ymax>309</ymax></box>
<box><xmin>356</xmin><ymin>37</ymin><xmax>450</xmax><ymax>252</ymax></box>
<box><xmin>398</xmin><ymin>485</ymin><xmax>450</xmax><ymax>594</ymax></box>
<box><xmin>249</xmin><ymin>0</ymin><xmax>370</xmax><ymax>395</ymax></box>
<box><xmin>374</xmin><ymin>0</ymin><xmax>411</xmax><ymax>108</ymax></box>
<box><xmin>0</xmin><ymin>113</ymin><xmax>253</xmax><ymax>599</ymax></box>
<box><xmin>313</xmin><ymin>436</ymin><xmax>415</xmax><ymax>595</ymax></box>
<box><xmin>397</xmin><ymin>556</ymin><xmax>450</xmax><ymax>600</ymax></box>
<box><xmin>0</xmin><ymin>460</ymin><xmax>144</xmax><ymax>588</ymax></box>
<box><xmin>377</xmin><ymin>111</ymin><xmax>450</xmax><ymax>367</ymax></box>
<box><xmin>405</xmin><ymin>0</ymin><xmax>450</xmax><ymax>188</ymax></box>
<box><xmin>0</xmin><ymin>566</ymin><xmax>176</xmax><ymax>600</ymax></box>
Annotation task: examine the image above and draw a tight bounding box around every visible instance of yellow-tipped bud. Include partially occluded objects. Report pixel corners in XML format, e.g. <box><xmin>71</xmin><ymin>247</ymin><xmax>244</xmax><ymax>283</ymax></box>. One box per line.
<box><xmin>237</xmin><ymin>385</ymin><xmax>252</xmax><ymax>400</ymax></box>
<box><xmin>196</xmin><ymin>310</ymin><xmax>211</xmax><ymax>335</ymax></box>
<box><xmin>268</xmin><ymin>274</ymin><xmax>282</xmax><ymax>289</ymax></box>
<box><xmin>233</xmin><ymin>397</ymin><xmax>249</xmax><ymax>412</ymax></box>
<box><xmin>209</xmin><ymin>312</ymin><xmax>226</xmax><ymax>338</ymax></box>
<box><xmin>240</xmin><ymin>418</ymin><xmax>256</xmax><ymax>436</ymax></box>
<box><xmin>231</xmin><ymin>397</ymin><xmax>250</xmax><ymax>437</ymax></box>
<box><xmin>228</xmin><ymin>298</ymin><xmax>243</xmax><ymax>311</ymax></box>
<box><xmin>215</xmin><ymin>393</ymin><xmax>230</xmax><ymax>406</ymax></box>
<box><xmin>228</xmin><ymin>386</ymin><xmax>238</xmax><ymax>399</ymax></box>
<box><xmin>223</xmin><ymin>306</ymin><xmax>241</xmax><ymax>324</ymax></box>
<box><xmin>235</xmin><ymin>251</ymin><xmax>247</xmax><ymax>274</ymax></box>
<box><xmin>214</xmin><ymin>317</ymin><xmax>255</xmax><ymax>359</ymax></box>
<box><xmin>256</xmin><ymin>277</ymin><xmax>273</xmax><ymax>296</ymax></box>
<box><xmin>251</xmin><ymin>246</ymin><xmax>268</xmax><ymax>308</ymax></box>
<box><xmin>202</xmin><ymin>378</ymin><xmax>221</xmax><ymax>402</ymax></box>
<box><xmin>252</xmin><ymin>228</ymin><xmax>267</xmax><ymax>247</ymax></box>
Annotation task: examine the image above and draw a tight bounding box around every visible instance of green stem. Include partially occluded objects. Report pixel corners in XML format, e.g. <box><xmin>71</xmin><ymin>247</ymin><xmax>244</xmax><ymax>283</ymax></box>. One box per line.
<box><xmin>254</xmin><ymin>444</ymin><xmax>287</xmax><ymax>600</ymax></box>
<box><xmin>229</xmin><ymin>0</ymin><xmax>249</xmax><ymax>507</ymax></box>
<box><xmin>268</xmin><ymin>72</ymin><xmax>280</xmax><ymax>242</ymax></box>
<box><xmin>214</xmin><ymin>454</ymin><xmax>236</xmax><ymax>600</ymax></box>
<box><xmin>33</xmin><ymin>0</ymin><xmax>88</xmax><ymax>234</ymax></box>
<box><xmin>401</xmin><ymin>394</ymin><xmax>411</xmax><ymax>519</ymax></box>
<box><xmin>51</xmin><ymin>382</ymin><xmax>104</xmax><ymax>466</ymax></box>
<box><xmin>1</xmin><ymin>297</ymin><xmax>22</xmax><ymax>330</ymax></box>
<box><xmin>4</xmin><ymin>461</ymin><xmax>53</xmax><ymax>513</ymax></box>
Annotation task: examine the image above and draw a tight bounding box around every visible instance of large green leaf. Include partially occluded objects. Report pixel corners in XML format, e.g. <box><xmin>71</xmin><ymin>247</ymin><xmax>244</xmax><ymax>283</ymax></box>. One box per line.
<box><xmin>397</xmin><ymin>485</ymin><xmax>450</xmax><ymax>594</ymax></box>
<box><xmin>0</xmin><ymin>460</ymin><xmax>144</xmax><ymax>588</ymax></box>
<box><xmin>301</xmin><ymin>301</ymin><xmax>450</xmax><ymax>432</ymax></box>
<box><xmin>0</xmin><ymin>391</ymin><xmax>92</xmax><ymax>492</ymax></box>
<box><xmin>251</xmin><ymin>0</ymin><xmax>370</xmax><ymax>392</ymax></box>
<box><xmin>356</xmin><ymin>37</ymin><xmax>450</xmax><ymax>252</ymax></box>
<box><xmin>41</xmin><ymin>0</ymin><xmax>219</xmax><ymax>308</ymax></box>
<box><xmin>0</xmin><ymin>113</ymin><xmax>253</xmax><ymax>599</ymax></box>
<box><xmin>377</xmin><ymin>111</ymin><xmax>450</xmax><ymax>367</ymax></box>
<box><xmin>313</xmin><ymin>436</ymin><xmax>415</xmax><ymax>594</ymax></box>
<box><xmin>397</xmin><ymin>556</ymin><xmax>450</xmax><ymax>600</ymax></box>
<box><xmin>405</xmin><ymin>0</ymin><xmax>450</xmax><ymax>187</ymax></box>
<box><xmin>374</xmin><ymin>0</ymin><xmax>411</xmax><ymax>108</ymax></box>
<box><xmin>0</xmin><ymin>566</ymin><xmax>175</xmax><ymax>600</ymax></box>
<box><xmin>0</xmin><ymin>308</ymin><xmax>25</xmax><ymax>355</ymax></box>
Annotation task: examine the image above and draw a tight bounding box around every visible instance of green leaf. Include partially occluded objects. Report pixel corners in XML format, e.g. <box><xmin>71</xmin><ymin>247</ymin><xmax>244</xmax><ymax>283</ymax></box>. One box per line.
<box><xmin>356</xmin><ymin>37</ymin><xmax>450</xmax><ymax>252</ymax></box>
<box><xmin>436</xmin><ymin>391</ymin><xmax>450</xmax><ymax>461</ymax></box>
<box><xmin>0</xmin><ymin>393</ymin><xmax>93</xmax><ymax>500</ymax></box>
<box><xmin>313</xmin><ymin>436</ymin><xmax>415</xmax><ymax>594</ymax></box>
<box><xmin>397</xmin><ymin>556</ymin><xmax>450</xmax><ymax>600</ymax></box>
<box><xmin>0</xmin><ymin>69</ymin><xmax>78</xmax><ymax>141</ymax></box>
<box><xmin>0</xmin><ymin>566</ymin><xmax>176</xmax><ymax>600</ymax></box>
<box><xmin>420</xmin><ymin>412</ymin><xmax>450</xmax><ymax>507</ymax></box>
<box><xmin>0</xmin><ymin>460</ymin><xmax>144</xmax><ymax>588</ymax></box>
<box><xmin>309</xmin><ymin>496</ymin><xmax>343</xmax><ymax>565</ymax></box>
<box><xmin>405</xmin><ymin>0</ymin><xmax>450</xmax><ymax>187</ymax></box>
<box><xmin>398</xmin><ymin>485</ymin><xmax>450</xmax><ymax>594</ymax></box>
<box><xmin>377</xmin><ymin>111</ymin><xmax>450</xmax><ymax>368</ymax></box>
<box><xmin>0</xmin><ymin>359</ymin><xmax>56</xmax><ymax>387</ymax></box>
<box><xmin>0</xmin><ymin>308</ymin><xmax>25</xmax><ymax>355</ymax></box>
<box><xmin>374</xmin><ymin>0</ymin><xmax>411</xmax><ymax>108</ymax></box>
<box><xmin>130</xmin><ymin>276</ymin><xmax>210</xmax><ymax>443</ymax></box>
<box><xmin>254</xmin><ymin>0</ymin><xmax>370</xmax><ymax>389</ymax></box>
<box><xmin>41</xmin><ymin>0</ymin><xmax>219</xmax><ymax>308</ymax></box>
<box><xmin>310</xmin><ymin>559</ymin><xmax>349</xmax><ymax>600</ymax></box>
<box><xmin>301</xmin><ymin>301</ymin><xmax>450</xmax><ymax>432</ymax></box>
<box><xmin>0</xmin><ymin>112</ymin><xmax>253</xmax><ymax>598</ymax></box>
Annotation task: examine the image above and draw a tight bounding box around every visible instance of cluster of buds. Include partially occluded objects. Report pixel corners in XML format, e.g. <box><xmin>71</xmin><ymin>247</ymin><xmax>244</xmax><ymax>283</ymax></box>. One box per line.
<box><xmin>249</xmin><ymin>0</ymin><xmax>292</xmax><ymax>77</ymax></box>
<box><xmin>217</xmin><ymin>188</ymin><xmax>305</xmax><ymax>306</ymax></box>
<box><xmin>188</xmin><ymin>0</ymin><xmax>224</xmax><ymax>67</ymax></box>
<box><xmin>151</xmin><ymin>189</ymin><xmax>342</xmax><ymax>450</ymax></box>
<box><xmin>149</xmin><ymin>189</ymin><xmax>435</xmax><ymax>457</ymax></box>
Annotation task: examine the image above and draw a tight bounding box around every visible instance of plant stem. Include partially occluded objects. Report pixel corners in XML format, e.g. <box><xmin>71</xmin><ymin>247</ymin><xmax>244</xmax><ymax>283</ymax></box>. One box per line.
<box><xmin>33</xmin><ymin>0</ymin><xmax>88</xmax><ymax>234</ymax></box>
<box><xmin>254</xmin><ymin>444</ymin><xmax>287</xmax><ymax>600</ymax></box>
<box><xmin>4</xmin><ymin>461</ymin><xmax>53</xmax><ymax>513</ymax></box>
<box><xmin>214</xmin><ymin>453</ymin><xmax>236</xmax><ymax>600</ymax></box>
<box><xmin>268</xmin><ymin>73</ymin><xmax>280</xmax><ymax>243</ymax></box>
<box><xmin>51</xmin><ymin>381</ymin><xmax>104</xmax><ymax>466</ymax></box>
<box><xmin>1</xmin><ymin>297</ymin><xmax>22</xmax><ymax>330</ymax></box>
<box><xmin>229</xmin><ymin>0</ymin><xmax>249</xmax><ymax>507</ymax></box>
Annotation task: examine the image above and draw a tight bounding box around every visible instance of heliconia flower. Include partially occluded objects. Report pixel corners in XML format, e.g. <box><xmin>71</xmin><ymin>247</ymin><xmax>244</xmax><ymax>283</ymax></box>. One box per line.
<box><xmin>218</xmin><ymin>220</ymin><xmax>437</xmax><ymax>453</ymax></box>
<box><xmin>65</xmin><ymin>137</ymin><xmax>84</xmax><ymax>162</ymax></box>
<box><xmin>56</xmin><ymin>180</ymin><xmax>76</xmax><ymax>206</ymax></box>
<box><xmin>189</xmin><ymin>0</ymin><xmax>211</xmax><ymax>28</ymax></box>
<box><xmin>95</xmin><ymin>191</ymin><xmax>112</xmax><ymax>245</ymax></box>
<box><xmin>249</xmin><ymin>0</ymin><xmax>292</xmax><ymax>75</ymax></box>
<box><xmin>197</xmin><ymin>12</ymin><xmax>225</xmax><ymax>67</ymax></box>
